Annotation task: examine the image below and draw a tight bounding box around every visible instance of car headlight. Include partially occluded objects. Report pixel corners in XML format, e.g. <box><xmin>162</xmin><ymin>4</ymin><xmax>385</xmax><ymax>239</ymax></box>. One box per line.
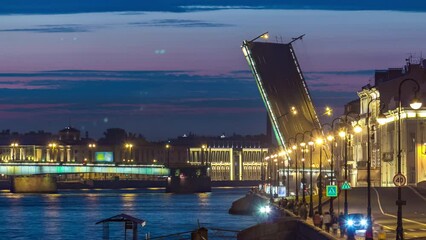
<box><xmin>259</xmin><ymin>205</ymin><xmax>271</xmax><ymax>214</ymax></box>
<box><xmin>346</xmin><ymin>219</ymin><xmax>354</xmax><ymax>226</ymax></box>
<box><xmin>360</xmin><ymin>218</ymin><xmax>368</xmax><ymax>226</ymax></box>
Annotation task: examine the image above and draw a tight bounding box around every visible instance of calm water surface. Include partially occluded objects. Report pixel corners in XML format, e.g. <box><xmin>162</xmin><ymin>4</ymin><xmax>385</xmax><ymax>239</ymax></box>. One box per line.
<box><xmin>0</xmin><ymin>187</ymin><xmax>258</xmax><ymax>239</ymax></box>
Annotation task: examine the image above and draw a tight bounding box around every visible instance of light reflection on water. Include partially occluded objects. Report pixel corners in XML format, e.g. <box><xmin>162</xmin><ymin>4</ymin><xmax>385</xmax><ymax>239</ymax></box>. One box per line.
<box><xmin>0</xmin><ymin>188</ymin><xmax>257</xmax><ymax>239</ymax></box>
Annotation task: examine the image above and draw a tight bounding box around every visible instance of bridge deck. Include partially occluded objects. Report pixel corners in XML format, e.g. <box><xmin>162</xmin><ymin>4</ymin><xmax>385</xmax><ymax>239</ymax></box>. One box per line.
<box><xmin>0</xmin><ymin>163</ymin><xmax>169</xmax><ymax>176</ymax></box>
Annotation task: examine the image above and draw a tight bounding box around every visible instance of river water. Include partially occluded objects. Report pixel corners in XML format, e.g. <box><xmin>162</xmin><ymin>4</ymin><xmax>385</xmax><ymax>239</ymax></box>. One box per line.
<box><xmin>0</xmin><ymin>187</ymin><xmax>259</xmax><ymax>239</ymax></box>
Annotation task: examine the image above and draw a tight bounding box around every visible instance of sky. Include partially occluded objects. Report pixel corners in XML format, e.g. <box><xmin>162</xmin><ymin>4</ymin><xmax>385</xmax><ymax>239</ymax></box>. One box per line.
<box><xmin>1</xmin><ymin>1</ymin><xmax>426</xmax><ymax>140</ymax></box>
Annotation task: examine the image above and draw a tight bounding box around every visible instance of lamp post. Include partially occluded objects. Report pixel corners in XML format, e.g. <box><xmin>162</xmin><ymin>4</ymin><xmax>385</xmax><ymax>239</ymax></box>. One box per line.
<box><xmin>264</xmin><ymin>156</ymin><xmax>272</xmax><ymax>198</ymax></box>
<box><xmin>286</xmin><ymin>149</ymin><xmax>292</xmax><ymax>198</ymax></box>
<box><xmin>293</xmin><ymin>145</ymin><xmax>299</xmax><ymax>202</ymax></box>
<box><xmin>322</xmin><ymin>118</ymin><xmax>342</xmax><ymax>215</ymax></box>
<box><xmin>10</xmin><ymin>142</ymin><xmax>19</xmax><ymax>161</ymax></box>
<box><xmin>300</xmin><ymin>141</ymin><xmax>307</xmax><ymax>204</ymax></box>
<box><xmin>396</xmin><ymin>78</ymin><xmax>422</xmax><ymax>240</ymax></box>
<box><xmin>261</xmin><ymin>153</ymin><xmax>266</xmax><ymax>186</ymax></box>
<box><xmin>88</xmin><ymin>143</ymin><xmax>96</xmax><ymax>163</ymax></box>
<box><xmin>365</xmin><ymin>97</ymin><xmax>379</xmax><ymax>240</ymax></box>
<box><xmin>274</xmin><ymin>157</ymin><xmax>280</xmax><ymax>187</ymax></box>
<box><xmin>307</xmin><ymin>135</ymin><xmax>314</xmax><ymax>217</ymax></box>
<box><xmin>125</xmin><ymin>143</ymin><xmax>133</xmax><ymax>164</ymax></box>
<box><xmin>340</xmin><ymin>112</ymin><xmax>362</xmax><ymax>219</ymax></box>
<box><xmin>269</xmin><ymin>155</ymin><xmax>273</xmax><ymax>199</ymax></box>
<box><xmin>295</xmin><ymin>132</ymin><xmax>305</xmax><ymax>203</ymax></box>
<box><xmin>316</xmin><ymin>137</ymin><xmax>324</xmax><ymax>215</ymax></box>
<box><xmin>201</xmin><ymin>144</ymin><xmax>207</xmax><ymax>166</ymax></box>
<box><xmin>327</xmin><ymin>133</ymin><xmax>335</xmax><ymax>214</ymax></box>
<box><xmin>165</xmin><ymin>144</ymin><xmax>171</xmax><ymax>167</ymax></box>
<box><xmin>48</xmin><ymin>142</ymin><xmax>57</xmax><ymax>162</ymax></box>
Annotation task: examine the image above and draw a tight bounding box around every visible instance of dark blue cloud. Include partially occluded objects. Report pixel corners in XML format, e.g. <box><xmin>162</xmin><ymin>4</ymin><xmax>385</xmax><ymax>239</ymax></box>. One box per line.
<box><xmin>0</xmin><ymin>70</ymin><xmax>268</xmax><ymax>139</ymax></box>
<box><xmin>1</xmin><ymin>0</ymin><xmax>426</xmax><ymax>14</ymax></box>
<box><xmin>306</xmin><ymin>70</ymin><xmax>375</xmax><ymax>76</ymax></box>
<box><xmin>0</xmin><ymin>24</ymin><xmax>93</xmax><ymax>33</ymax></box>
<box><xmin>0</xmin><ymin>70</ymin><xmax>261</xmax><ymax>108</ymax></box>
<box><xmin>0</xmin><ymin>69</ymin><xmax>368</xmax><ymax>139</ymax></box>
<box><xmin>129</xmin><ymin>19</ymin><xmax>232</xmax><ymax>28</ymax></box>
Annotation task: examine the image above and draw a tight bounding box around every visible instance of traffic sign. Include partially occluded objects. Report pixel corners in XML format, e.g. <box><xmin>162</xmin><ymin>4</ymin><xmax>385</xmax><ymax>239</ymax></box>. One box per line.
<box><xmin>341</xmin><ymin>181</ymin><xmax>351</xmax><ymax>190</ymax></box>
<box><xmin>393</xmin><ymin>173</ymin><xmax>407</xmax><ymax>187</ymax></box>
<box><xmin>326</xmin><ymin>185</ymin><xmax>338</xmax><ymax>197</ymax></box>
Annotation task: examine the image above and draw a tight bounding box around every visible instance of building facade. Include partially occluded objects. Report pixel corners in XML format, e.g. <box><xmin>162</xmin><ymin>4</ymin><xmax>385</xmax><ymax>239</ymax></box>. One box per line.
<box><xmin>188</xmin><ymin>146</ymin><xmax>268</xmax><ymax>181</ymax></box>
<box><xmin>0</xmin><ymin>129</ymin><xmax>271</xmax><ymax>182</ymax></box>
<box><xmin>351</xmin><ymin>59</ymin><xmax>426</xmax><ymax>186</ymax></box>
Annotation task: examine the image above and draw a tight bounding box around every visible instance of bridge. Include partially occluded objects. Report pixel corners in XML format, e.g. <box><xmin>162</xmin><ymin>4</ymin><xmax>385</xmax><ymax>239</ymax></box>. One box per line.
<box><xmin>0</xmin><ymin>162</ymin><xmax>170</xmax><ymax>193</ymax></box>
<box><xmin>0</xmin><ymin>163</ymin><xmax>169</xmax><ymax>176</ymax></box>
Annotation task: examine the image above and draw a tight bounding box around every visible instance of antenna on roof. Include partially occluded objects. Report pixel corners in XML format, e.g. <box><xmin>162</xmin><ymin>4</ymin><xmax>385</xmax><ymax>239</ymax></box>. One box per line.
<box><xmin>288</xmin><ymin>34</ymin><xmax>305</xmax><ymax>44</ymax></box>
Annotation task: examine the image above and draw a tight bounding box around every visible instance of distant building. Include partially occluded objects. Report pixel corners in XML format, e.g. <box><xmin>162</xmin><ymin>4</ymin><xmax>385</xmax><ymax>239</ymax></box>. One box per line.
<box><xmin>0</xmin><ymin>129</ymin><xmax>270</xmax><ymax>182</ymax></box>
<box><xmin>58</xmin><ymin>126</ymin><xmax>81</xmax><ymax>145</ymax></box>
<box><xmin>188</xmin><ymin>145</ymin><xmax>268</xmax><ymax>181</ymax></box>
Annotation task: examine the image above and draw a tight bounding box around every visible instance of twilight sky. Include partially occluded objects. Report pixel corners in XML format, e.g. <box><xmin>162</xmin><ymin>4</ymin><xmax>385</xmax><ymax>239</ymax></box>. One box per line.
<box><xmin>1</xmin><ymin>1</ymin><xmax>426</xmax><ymax>140</ymax></box>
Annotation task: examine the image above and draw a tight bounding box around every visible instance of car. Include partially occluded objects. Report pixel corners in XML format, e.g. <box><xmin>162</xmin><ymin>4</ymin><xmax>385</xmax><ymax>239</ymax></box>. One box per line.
<box><xmin>346</xmin><ymin>213</ymin><xmax>369</xmax><ymax>230</ymax></box>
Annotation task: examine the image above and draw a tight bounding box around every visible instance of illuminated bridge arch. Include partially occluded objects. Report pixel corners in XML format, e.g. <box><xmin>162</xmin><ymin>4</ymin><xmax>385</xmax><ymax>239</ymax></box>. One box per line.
<box><xmin>0</xmin><ymin>163</ymin><xmax>169</xmax><ymax>176</ymax></box>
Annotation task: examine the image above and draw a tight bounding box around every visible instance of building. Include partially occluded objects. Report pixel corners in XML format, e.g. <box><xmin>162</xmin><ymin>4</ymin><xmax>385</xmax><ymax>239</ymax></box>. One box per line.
<box><xmin>0</xmin><ymin>128</ymin><xmax>270</xmax><ymax>181</ymax></box>
<box><xmin>188</xmin><ymin>145</ymin><xmax>268</xmax><ymax>181</ymax></box>
<box><xmin>351</xmin><ymin>58</ymin><xmax>426</xmax><ymax>186</ymax></box>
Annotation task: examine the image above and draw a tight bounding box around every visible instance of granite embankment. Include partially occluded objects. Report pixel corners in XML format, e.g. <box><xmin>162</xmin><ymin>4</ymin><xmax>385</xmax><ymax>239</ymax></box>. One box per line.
<box><xmin>229</xmin><ymin>192</ymin><xmax>336</xmax><ymax>240</ymax></box>
<box><xmin>0</xmin><ymin>179</ymin><xmax>260</xmax><ymax>190</ymax></box>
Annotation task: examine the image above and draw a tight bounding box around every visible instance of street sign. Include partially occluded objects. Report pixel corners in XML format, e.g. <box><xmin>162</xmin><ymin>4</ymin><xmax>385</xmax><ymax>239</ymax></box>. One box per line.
<box><xmin>393</xmin><ymin>173</ymin><xmax>407</xmax><ymax>187</ymax></box>
<box><xmin>326</xmin><ymin>185</ymin><xmax>338</xmax><ymax>197</ymax></box>
<box><xmin>341</xmin><ymin>181</ymin><xmax>351</xmax><ymax>190</ymax></box>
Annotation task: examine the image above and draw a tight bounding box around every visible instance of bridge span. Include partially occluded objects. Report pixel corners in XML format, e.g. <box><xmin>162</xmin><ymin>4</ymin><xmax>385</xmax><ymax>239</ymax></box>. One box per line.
<box><xmin>0</xmin><ymin>163</ymin><xmax>169</xmax><ymax>176</ymax></box>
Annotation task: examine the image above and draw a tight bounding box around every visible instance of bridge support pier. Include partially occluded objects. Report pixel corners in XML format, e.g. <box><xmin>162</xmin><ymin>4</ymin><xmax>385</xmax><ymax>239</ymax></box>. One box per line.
<box><xmin>10</xmin><ymin>175</ymin><xmax>57</xmax><ymax>193</ymax></box>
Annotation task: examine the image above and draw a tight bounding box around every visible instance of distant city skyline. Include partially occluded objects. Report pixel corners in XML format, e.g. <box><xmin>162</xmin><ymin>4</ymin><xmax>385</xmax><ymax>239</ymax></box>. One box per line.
<box><xmin>1</xmin><ymin>1</ymin><xmax>426</xmax><ymax>140</ymax></box>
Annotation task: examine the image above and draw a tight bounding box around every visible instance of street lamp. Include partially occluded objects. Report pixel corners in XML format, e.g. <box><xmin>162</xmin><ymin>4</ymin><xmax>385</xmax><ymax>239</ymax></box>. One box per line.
<box><xmin>396</xmin><ymin>78</ymin><xmax>422</xmax><ymax>240</ymax></box>
<box><xmin>286</xmin><ymin>149</ymin><xmax>292</xmax><ymax>198</ymax></box>
<box><xmin>324</xmin><ymin>106</ymin><xmax>333</xmax><ymax>116</ymax></box>
<box><xmin>265</xmin><ymin>155</ymin><xmax>273</xmax><ymax>199</ymax></box>
<box><xmin>48</xmin><ymin>142</ymin><xmax>57</xmax><ymax>162</ymax></box>
<box><xmin>340</xmin><ymin>112</ymin><xmax>361</xmax><ymax>219</ymax></box>
<box><xmin>125</xmin><ymin>143</ymin><xmax>133</xmax><ymax>163</ymax></box>
<box><xmin>292</xmin><ymin>144</ymin><xmax>299</xmax><ymax>202</ymax></box>
<box><xmin>294</xmin><ymin>132</ymin><xmax>305</xmax><ymax>202</ymax></box>
<box><xmin>201</xmin><ymin>144</ymin><xmax>207</xmax><ymax>165</ymax></box>
<box><xmin>323</xmin><ymin>117</ymin><xmax>344</xmax><ymax>215</ymax></box>
<box><xmin>278</xmin><ymin>151</ymin><xmax>286</xmax><ymax>189</ymax></box>
<box><xmin>247</xmin><ymin>32</ymin><xmax>269</xmax><ymax>43</ymax></box>
<box><xmin>165</xmin><ymin>144</ymin><xmax>171</xmax><ymax>167</ymax></box>
<box><xmin>88</xmin><ymin>143</ymin><xmax>96</xmax><ymax>163</ymax></box>
<box><xmin>315</xmin><ymin>136</ymin><xmax>324</xmax><ymax>215</ymax></box>
<box><xmin>307</xmin><ymin>134</ymin><xmax>315</xmax><ymax>217</ymax></box>
<box><xmin>300</xmin><ymin>141</ymin><xmax>307</xmax><ymax>204</ymax></box>
<box><xmin>365</xmin><ymin>96</ymin><xmax>383</xmax><ymax>240</ymax></box>
<box><xmin>288</xmin><ymin>137</ymin><xmax>300</xmax><ymax>201</ymax></box>
<box><xmin>10</xmin><ymin>142</ymin><xmax>19</xmax><ymax>161</ymax></box>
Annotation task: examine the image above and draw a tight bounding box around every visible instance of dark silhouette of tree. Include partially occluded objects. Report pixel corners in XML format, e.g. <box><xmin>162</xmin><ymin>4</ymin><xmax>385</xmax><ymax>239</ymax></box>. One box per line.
<box><xmin>98</xmin><ymin>128</ymin><xmax>128</xmax><ymax>145</ymax></box>
<box><xmin>97</xmin><ymin>128</ymin><xmax>148</xmax><ymax>145</ymax></box>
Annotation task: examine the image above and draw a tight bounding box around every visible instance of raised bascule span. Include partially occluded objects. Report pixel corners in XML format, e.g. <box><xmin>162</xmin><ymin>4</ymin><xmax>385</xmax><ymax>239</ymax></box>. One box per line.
<box><xmin>242</xmin><ymin>35</ymin><xmax>326</xmax><ymax>162</ymax></box>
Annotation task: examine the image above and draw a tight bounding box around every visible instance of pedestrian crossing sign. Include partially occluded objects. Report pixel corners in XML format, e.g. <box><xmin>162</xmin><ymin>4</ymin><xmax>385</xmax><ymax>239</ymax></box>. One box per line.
<box><xmin>326</xmin><ymin>185</ymin><xmax>338</xmax><ymax>197</ymax></box>
<box><xmin>341</xmin><ymin>181</ymin><xmax>351</xmax><ymax>190</ymax></box>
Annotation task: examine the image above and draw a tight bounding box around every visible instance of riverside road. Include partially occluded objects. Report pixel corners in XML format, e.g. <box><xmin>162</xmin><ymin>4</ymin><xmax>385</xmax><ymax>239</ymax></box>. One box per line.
<box><xmin>335</xmin><ymin>186</ymin><xmax>426</xmax><ymax>239</ymax></box>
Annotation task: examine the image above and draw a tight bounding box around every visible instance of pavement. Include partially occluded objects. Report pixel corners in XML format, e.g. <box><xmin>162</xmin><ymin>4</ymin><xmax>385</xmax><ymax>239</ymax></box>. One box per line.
<box><xmin>279</xmin><ymin>186</ymin><xmax>426</xmax><ymax>240</ymax></box>
<box><xmin>274</xmin><ymin>195</ymin><xmax>389</xmax><ymax>239</ymax></box>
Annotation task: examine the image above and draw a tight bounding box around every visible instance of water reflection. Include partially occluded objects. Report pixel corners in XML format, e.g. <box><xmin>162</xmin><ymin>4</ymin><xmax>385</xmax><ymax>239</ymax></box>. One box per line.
<box><xmin>0</xmin><ymin>188</ymin><xmax>257</xmax><ymax>239</ymax></box>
